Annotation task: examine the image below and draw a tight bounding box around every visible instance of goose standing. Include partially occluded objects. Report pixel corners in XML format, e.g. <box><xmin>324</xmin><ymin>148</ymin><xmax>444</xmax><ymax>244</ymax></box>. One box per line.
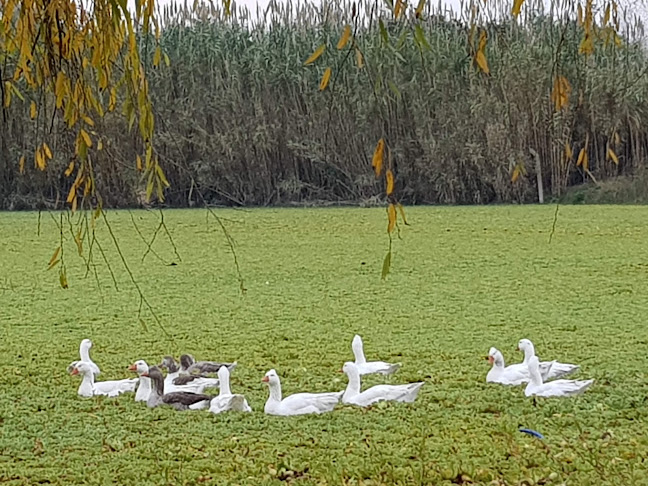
<box><xmin>143</xmin><ymin>366</ymin><xmax>214</xmax><ymax>410</ymax></box>
<box><xmin>79</xmin><ymin>339</ymin><xmax>101</xmax><ymax>376</ymax></box>
<box><xmin>341</xmin><ymin>362</ymin><xmax>423</xmax><ymax>407</ymax></box>
<box><xmin>209</xmin><ymin>366</ymin><xmax>252</xmax><ymax>414</ymax></box>
<box><xmin>518</xmin><ymin>339</ymin><xmax>579</xmax><ymax>379</ymax></box>
<box><xmin>69</xmin><ymin>361</ymin><xmax>138</xmax><ymax>398</ymax></box>
<box><xmin>486</xmin><ymin>347</ymin><xmax>555</xmax><ymax>385</ymax></box>
<box><xmin>525</xmin><ymin>356</ymin><xmax>594</xmax><ymax>397</ymax></box>
<box><xmin>128</xmin><ymin>360</ymin><xmax>152</xmax><ymax>402</ymax></box>
<box><xmin>262</xmin><ymin>369</ymin><xmax>342</xmax><ymax>416</ymax></box>
<box><xmin>351</xmin><ymin>335</ymin><xmax>400</xmax><ymax>376</ymax></box>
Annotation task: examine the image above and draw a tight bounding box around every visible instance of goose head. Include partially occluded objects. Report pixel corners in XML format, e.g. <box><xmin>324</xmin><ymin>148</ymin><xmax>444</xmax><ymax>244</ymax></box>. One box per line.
<box><xmin>142</xmin><ymin>366</ymin><xmax>165</xmax><ymax>395</ymax></box>
<box><xmin>179</xmin><ymin>354</ymin><xmax>195</xmax><ymax>371</ymax></box>
<box><xmin>159</xmin><ymin>356</ymin><xmax>179</xmax><ymax>373</ymax></box>
<box><xmin>128</xmin><ymin>360</ymin><xmax>149</xmax><ymax>375</ymax></box>
<box><xmin>517</xmin><ymin>339</ymin><xmax>534</xmax><ymax>353</ymax></box>
<box><xmin>342</xmin><ymin>361</ymin><xmax>360</xmax><ymax>377</ymax></box>
<box><xmin>261</xmin><ymin>369</ymin><xmax>280</xmax><ymax>386</ymax></box>
<box><xmin>351</xmin><ymin>335</ymin><xmax>365</xmax><ymax>363</ymax></box>
<box><xmin>80</xmin><ymin>339</ymin><xmax>92</xmax><ymax>350</ymax></box>
<box><xmin>70</xmin><ymin>361</ymin><xmax>93</xmax><ymax>376</ymax></box>
<box><xmin>487</xmin><ymin>347</ymin><xmax>504</xmax><ymax>367</ymax></box>
<box><xmin>217</xmin><ymin>365</ymin><xmax>229</xmax><ymax>382</ymax></box>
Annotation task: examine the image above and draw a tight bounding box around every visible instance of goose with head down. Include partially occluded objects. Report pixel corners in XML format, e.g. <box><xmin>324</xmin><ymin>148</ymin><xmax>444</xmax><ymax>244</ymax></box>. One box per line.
<box><xmin>143</xmin><ymin>366</ymin><xmax>214</xmax><ymax>410</ymax></box>
<box><xmin>69</xmin><ymin>361</ymin><xmax>138</xmax><ymax>398</ymax></box>
<box><xmin>351</xmin><ymin>335</ymin><xmax>400</xmax><ymax>376</ymax></box>
<box><xmin>341</xmin><ymin>362</ymin><xmax>423</xmax><ymax>407</ymax></box>
<box><xmin>180</xmin><ymin>354</ymin><xmax>237</xmax><ymax>375</ymax></box>
<box><xmin>525</xmin><ymin>356</ymin><xmax>594</xmax><ymax>397</ymax></box>
<box><xmin>262</xmin><ymin>369</ymin><xmax>342</xmax><ymax>416</ymax></box>
<box><xmin>157</xmin><ymin>356</ymin><xmax>220</xmax><ymax>394</ymax></box>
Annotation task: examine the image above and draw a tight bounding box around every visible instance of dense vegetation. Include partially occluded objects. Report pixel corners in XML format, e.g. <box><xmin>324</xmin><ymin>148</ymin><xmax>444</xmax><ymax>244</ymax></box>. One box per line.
<box><xmin>1</xmin><ymin>206</ymin><xmax>647</xmax><ymax>484</ymax></box>
<box><xmin>1</xmin><ymin>0</ymin><xmax>647</xmax><ymax>209</ymax></box>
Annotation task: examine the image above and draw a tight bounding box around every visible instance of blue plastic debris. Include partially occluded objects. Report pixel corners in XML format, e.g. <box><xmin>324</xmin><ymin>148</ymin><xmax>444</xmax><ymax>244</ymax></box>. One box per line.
<box><xmin>519</xmin><ymin>428</ymin><xmax>544</xmax><ymax>439</ymax></box>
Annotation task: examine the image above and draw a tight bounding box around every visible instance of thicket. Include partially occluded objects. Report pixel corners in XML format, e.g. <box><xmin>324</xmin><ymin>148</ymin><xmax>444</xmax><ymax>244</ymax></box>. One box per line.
<box><xmin>1</xmin><ymin>0</ymin><xmax>647</xmax><ymax>209</ymax></box>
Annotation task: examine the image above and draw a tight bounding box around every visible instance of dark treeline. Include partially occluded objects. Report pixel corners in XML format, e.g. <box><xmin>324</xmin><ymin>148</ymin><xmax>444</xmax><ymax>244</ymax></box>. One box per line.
<box><xmin>1</xmin><ymin>0</ymin><xmax>647</xmax><ymax>209</ymax></box>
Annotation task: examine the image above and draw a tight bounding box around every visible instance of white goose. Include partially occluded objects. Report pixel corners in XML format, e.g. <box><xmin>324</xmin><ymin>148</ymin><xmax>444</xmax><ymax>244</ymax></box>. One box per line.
<box><xmin>262</xmin><ymin>369</ymin><xmax>342</xmax><ymax>416</ymax></box>
<box><xmin>518</xmin><ymin>339</ymin><xmax>579</xmax><ymax>379</ymax></box>
<box><xmin>525</xmin><ymin>356</ymin><xmax>594</xmax><ymax>397</ymax></box>
<box><xmin>341</xmin><ymin>362</ymin><xmax>423</xmax><ymax>407</ymax></box>
<box><xmin>128</xmin><ymin>360</ymin><xmax>152</xmax><ymax>402</ymax></box>
<box><xmin>79</xmin><ymin>339</ymin><xmax>101</xmax><ymax>376</ymax></box>
<box><xmin>351</xmin><ymin>335</ymin><xmax>400</xmax><ymax>376</ymax></box>
<box><xmin>209</xmin><ymin>366</ymin><xmax>252</xmax><ymax>414</ymax></box>
<box><xmin>486</xmin><ymin>347</ymin><xmax>555</xmax><ymax>386</ymax></box>
<box><xmin>70</xmin><ymin>361</ymin><xmax>138</xmax><ymax>398</ymax></box>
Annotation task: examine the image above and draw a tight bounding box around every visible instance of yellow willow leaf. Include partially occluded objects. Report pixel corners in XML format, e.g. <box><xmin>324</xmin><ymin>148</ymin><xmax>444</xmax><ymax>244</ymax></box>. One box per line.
<box><xmin>30</xmin><ymin>101</ymin><xmax>37</xmax><ymax>119</ymax></box>
<box><xmin>415</xmin><ymin>0</ymin><xmax>426</xmax><ymax>18</ymax></box>
<box><xmin>565</xmin><ymin>142</ymin><xmax>573</xmax><ymax>160</ymax></box>
<box><xmin>55</xmin><ymin>72</ymin><xmax>66</xmax><ymax>109</ymax></box>
<box><xmin>3</xmin><ymin>82</ymin><xmax>11</xmax><ymax>107</ymax></box>
<box><xmin>577</xmin><ymin>147</ymin><xmax>588</xmax><ymax>168</ymax></box>
<box><xmin>153</xmin><ymin>46</ymin><xmax>162</xmax><ymax>67</ymax></box>
<box><xmin>381</xmin><ymin>250</ymin><xmax>391</xmax><ymax>280</ymax></box>
<box><xmin>551</xmin><ymin>75</ymin><xmax>571</xmax><ymax>111</ymax></box>
<box><xmin>48</xmin><ymin>258</ymin><xmax>60</xmax><ymax>271</ymax></box>
<box><xmin>136</xmin><ymin>155</ymin><xmax>143</xmax><ymax>171</ymax></box>
<box><xmin>145</xmin><ymin>146</ymin><xmax>153</xmax><ymax>168</ymax></box>
<box><xmin>386</xmin><ymin>169</ymin><xmax>395</xmax><ymax>195</ymax></box>
<box><xmin>511</xmin><ymin>166</ymin><xmax>521</xmax><ymax>183</ymax></box>
<box><xmin>64</xmin><ymin>161</ymin><xmax>75</xmax><ymax>177</ymax></box>
<box><xmin>579</xmin><ymin>33</ymin><xmax>594</xmax><ymax>56</ymax></box>
<box><xmin>164</xmin><ymin>53</ymin><xmax>171</xmax><ymax>67</ymax></box>
<box><xmin>337</xmin><ymin>25</ymin><xmax>352</xmax><ymax>50</ymax></box>
<box><xmin>59</xmin><ymin>268</ymin><xmax>69</xmax><ymax>289</ymax></box>
<box><xmin>48</xmin><ymin>246</ymin><xmax>61</xmax><ymax>267</ymax></box>
<box><xmin>43</xmin><ymin>143</ymin><xmax>52</xmax><ymax>159</ymax></box>
<box><xmin>82</xmin><ymin>115</ymin><xmax>95</xmax><ymax>127</ymax></box>
<box><xmin>511</xmin><ymin>0</ymin><xmax>525</xmax><ymax>17</ymax></box>
<box><xmin>603</xmin><ymin>3</ymin><xmax>610</xmax><ymax>25</ymax></box>
<box><xmin>19</xmin><ymin>155</ymin><xmax>25</xmax><ymax>174</ymax></box>
<box><xmin>577</xmin><ymin>4</ymin><xmax>583</xmax><ymax>25</ymax></box>
<box><xmin>397</xmin><ymin>203</ymin><xmax>409</xmax><ymax>225</ymax></box>
<box><xmin>319</xmin><ymin>67</ymin><xmax>332</xmax><ymax>91</ymax></box>
<box><xmin>608</xmin><ymin>147</ymin><xmax>619</xmax><ymax>164</ymax></box>
<box><xmin>475</xmin><ymin>51</ymin><xmax>489</xmax><ymax>74</ymax></box>
<box><xmin>394</xmin><ymin>0</ymin><xmax>404</xmax><ymax>18</ymax></box>
<box><xmin>35</xmin><ymin>148</ymin><xmax>46</xmax><ymax>171</ymax></box>
<box><xmin>156</xmin><ymin>163</ymin><xmax>170</xmax><ymax>187</ymax></box>
<box><xmin>74</xmin><ymin>229</ymin><xmax>83</xmax><ymax>256</ymax></box>
<box><xmin>304</xmin><ymin>44</ymin><xmax>326</xmax><ymax>65</ymax></box>
<box><xmin>387</xmin><ymin>203</ymin><xmax>397</xmax><ymax>233</ymax></box>
<box><xmin>478</xmin><ymin>30</ymin><xmax>488</xmax><ymax>52</ymax></box>
<box><xmin>614</xmin><ymin>132</ymin><xmax>620</xmax><ymax>146</ymax></box>
<box><xmin>372</xmin><ymin>138</ymin><xmax>385</xmax><ymax>177</ymax></box>
<box><xmin>355</xmin><ymin>48</ymin><xmax>364</xmax><ymax>68</ymax></box>
<box><xmin>80</xmin><ymin>129</ymin><xmax>92</xmax><ymax>147</ymax></box>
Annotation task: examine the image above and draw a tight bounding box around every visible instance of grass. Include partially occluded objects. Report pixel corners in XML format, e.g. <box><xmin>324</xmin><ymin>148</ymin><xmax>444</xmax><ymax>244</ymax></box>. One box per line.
<box><xmin>0</xmin><ymin>205</ymin><xmax>647</xmax><ymax>485</ymax></box>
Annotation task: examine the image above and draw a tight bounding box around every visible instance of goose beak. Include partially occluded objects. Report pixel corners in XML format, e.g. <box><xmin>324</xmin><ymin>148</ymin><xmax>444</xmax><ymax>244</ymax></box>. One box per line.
<box><xmin>338</xmin><ymin>369</ymin><xmax>343</xmax><ymax>373</ymax></box>
<box><xmin>70</xmin><ymin>368</ymin><xmax>79</xmax><ymax>376</ymax></box>
<box><xmin>487</xmin><ymin>356</ymin><xmax>494</xmax><ymax>364</ymax></box>
<box><xmin>127</xmin><ymin>364</ymin><xmax>137</xmax><ymax>371</ymax></box>
<box><xmin>261</xmin><ymin>376</ymin><xmax>269</xmax><ymax>383</ymax></box>
<box><xmin>516</xmin><ymin>346</ymin><xmax>520</xmax><ymax>351</ymax></box>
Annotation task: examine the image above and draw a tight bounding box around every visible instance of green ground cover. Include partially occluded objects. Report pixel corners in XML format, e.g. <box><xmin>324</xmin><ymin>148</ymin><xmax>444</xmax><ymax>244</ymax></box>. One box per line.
<box><xmin>0</xmin><ymin>206</ymin><xmax>646</xmax><ymax>485</ymax></box>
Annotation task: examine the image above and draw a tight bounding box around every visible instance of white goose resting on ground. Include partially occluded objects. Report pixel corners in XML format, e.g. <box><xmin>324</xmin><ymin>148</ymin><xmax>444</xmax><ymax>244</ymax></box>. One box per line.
<box><xmin>486</xmin><ymin>347</ymin><xmax>556</xmax><ymax>386</ymax></box>
<box><xmin>262</xmin><ymin>369</ymin><xmax>342</xmax><ymax>416</ymax></box>
<box><xmin>518</xmin><ymin>339</ymin><xmax>579</xmax><ymax>379</ymax></box>
<box><xmin>144</xmin><ymin>366</ymin><xmax>214</xmax><ymax>410</ymax></box>
<box><xmin>69</xmin><ymin>361</ymin><xmax>138</xmax><ymax>398</ymax></box>
<box><xmin>209</xmin><ymin>366</ymin><xmax>252</xmax><ymax>414</ymax></box>
<box><xmin>79</xmin><ymin>339</ymin><xmax>101</xmax><ymax>376</ymax></box>
<box><xmin>341</xmin><ymin>362</ymin><xmax>423</xmax><ymax>407</ymax></box>
<box><xmin>525</xmin><ymin>356</ymin><xmax>594</xmax><ymax>397</ymax></box>
<box><xmin>128</xmin><ymin>360</ymin><xmax>152</xmax><ymax>402</ymax></box>
<box><xmin>351</xmin><ymin>335</ymin><xmax>401</xmax><ymax>376</ymax></box>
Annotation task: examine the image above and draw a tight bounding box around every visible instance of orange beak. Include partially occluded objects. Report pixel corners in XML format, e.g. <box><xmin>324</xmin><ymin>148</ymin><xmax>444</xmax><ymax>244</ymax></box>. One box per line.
<box><xmin>487</xmin><ymin>356</ymin><xmax>494</xmax><ymax>364</ymax></box>
<box><xmin>516</xmin><ymin>346</ymin><xmax>520</xmax><ymax>351</ymax></box>
<box><xmin>71</xmin><ymin>368</ymin><xmax>79</xmax><ymax>376</ymax></box>
<box><xmin>127</xmin><ymin>364</ymin><xmax>137</xmax><ymax>371</ymax></box>
<box><xmin>261</xmin><ymin>376</ymin><xmax>269</xmax><ymax>383</ymax></box>
<box><xmin>338</xmin><ymin>369</ymin><xmax>344</xmax><ymax>373</ymax></box>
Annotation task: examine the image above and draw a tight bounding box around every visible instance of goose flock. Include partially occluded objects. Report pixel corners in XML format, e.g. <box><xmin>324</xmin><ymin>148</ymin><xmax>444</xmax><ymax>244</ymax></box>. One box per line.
<box><xmin>66</xmin><ymin>335</ymin><xmax>594</xmax><ymax>416</ymax></box>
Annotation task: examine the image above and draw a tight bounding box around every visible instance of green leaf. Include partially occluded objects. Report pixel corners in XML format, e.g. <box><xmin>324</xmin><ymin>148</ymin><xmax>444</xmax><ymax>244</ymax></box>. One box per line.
<box><xmin>414</xmin><ymin>24</ymin><xmax>432</xmax><ymax>51</ymax></box>
<box><xmin>379</xmin><ymin>19</ymin><xmax>390</xmax><ymax>45</ymax></box>
<box><xmin>381</xmin><ymin>251</ymin><xmax>392</xmax><ymax>280</ymax></box>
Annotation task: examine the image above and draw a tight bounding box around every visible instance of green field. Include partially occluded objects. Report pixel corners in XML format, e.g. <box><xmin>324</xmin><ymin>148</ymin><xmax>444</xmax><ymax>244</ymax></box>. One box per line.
<box><xmin>1</xmin><ymin>206</ymin><xmax>647</xmax><ymax>485</ymax></box>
